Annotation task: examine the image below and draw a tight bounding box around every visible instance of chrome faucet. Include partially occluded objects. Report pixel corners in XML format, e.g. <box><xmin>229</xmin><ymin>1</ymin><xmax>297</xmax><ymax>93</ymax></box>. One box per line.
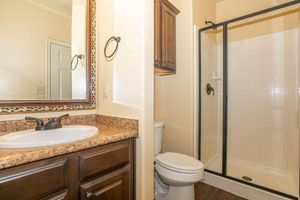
<box><xmin>25</xmin><ymin>114</ymin><xmax>70</xmax><ymax>131</ymax></box>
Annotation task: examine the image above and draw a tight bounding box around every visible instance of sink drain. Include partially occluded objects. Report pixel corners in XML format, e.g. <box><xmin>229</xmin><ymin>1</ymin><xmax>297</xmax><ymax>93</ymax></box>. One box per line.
<box><xmin>242</xmin><ymin>176</ymin><xmax>253</xmax><ymax>182</ymax></box>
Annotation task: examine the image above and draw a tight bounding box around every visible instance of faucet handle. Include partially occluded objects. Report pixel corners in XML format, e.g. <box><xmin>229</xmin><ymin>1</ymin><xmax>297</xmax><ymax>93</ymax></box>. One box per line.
<box><xmin>44</xmin><ymin>114</ymin><xmax>69</xmax><ymax>130</ymax></box>
<box><xmin>25</xmin><ymin>117</ymin><xmax>45</xmax><ymax>131</ymax></box>
<box><xmin>57</xmin><ymin>114</ymin><xmax>70</xmax><ymax>123</ymax></box>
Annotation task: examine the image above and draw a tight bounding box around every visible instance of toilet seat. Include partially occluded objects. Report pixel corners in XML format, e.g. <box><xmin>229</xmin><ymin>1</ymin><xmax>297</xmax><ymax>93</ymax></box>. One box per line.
<box><xmin>156</xmin><ymin>152</ymin><xmax>204</xmax><ymax>174</ymax></box>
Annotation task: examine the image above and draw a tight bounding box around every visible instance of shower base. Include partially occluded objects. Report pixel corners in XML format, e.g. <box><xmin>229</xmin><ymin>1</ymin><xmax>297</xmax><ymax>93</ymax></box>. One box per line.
<box><xmin>205</xmin><ymin>156</ymin><xmax>298</xmax><ymax>197</ymax></box>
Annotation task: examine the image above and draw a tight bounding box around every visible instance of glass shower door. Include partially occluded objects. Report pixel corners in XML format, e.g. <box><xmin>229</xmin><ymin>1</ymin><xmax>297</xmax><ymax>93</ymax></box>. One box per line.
<box><xmin>200</xmin><ymin>27</ymin><xmax>223</xmax><ymax>174</ymax></box>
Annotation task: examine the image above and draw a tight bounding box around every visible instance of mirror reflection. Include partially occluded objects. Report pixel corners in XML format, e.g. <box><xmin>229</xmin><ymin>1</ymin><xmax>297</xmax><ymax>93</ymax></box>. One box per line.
<box><xmin>0</xmin><ymin>0</ymin><xmax>88</xmax><ymax>101</ymax></box>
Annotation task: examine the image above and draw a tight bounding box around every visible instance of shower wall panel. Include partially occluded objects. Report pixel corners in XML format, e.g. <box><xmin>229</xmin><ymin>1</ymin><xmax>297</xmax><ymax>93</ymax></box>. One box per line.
<box><xmin>226</xmin><ymin>28</ymin><xmax>298</xmax><ymax>172</ymax></box>
<box><xmin>224</xmin><ymin>28</ymin><xmax>299</xmax><ymax>196</ymax></box>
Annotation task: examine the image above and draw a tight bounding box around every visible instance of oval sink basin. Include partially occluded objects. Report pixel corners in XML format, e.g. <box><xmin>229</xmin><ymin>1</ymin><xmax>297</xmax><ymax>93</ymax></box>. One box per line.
<box><xmin>0</xmin><ymin>125</ymin><xmax>99</xmax><ymax>149</ymax></box>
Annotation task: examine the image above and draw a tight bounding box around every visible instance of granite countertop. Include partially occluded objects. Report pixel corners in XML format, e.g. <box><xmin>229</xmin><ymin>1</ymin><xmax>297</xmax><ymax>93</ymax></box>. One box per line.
<box><xmin>0</xmin><ymin>115</ymin><xmax>139</xmax><ymax>170</ymax></box>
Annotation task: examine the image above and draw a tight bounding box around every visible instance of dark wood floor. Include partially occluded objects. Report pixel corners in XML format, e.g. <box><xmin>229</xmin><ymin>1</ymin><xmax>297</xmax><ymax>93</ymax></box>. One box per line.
<box><xmin>195</xmin><ymin>182</ymin><xmax>248</xmax><ymax>200</ymax></box>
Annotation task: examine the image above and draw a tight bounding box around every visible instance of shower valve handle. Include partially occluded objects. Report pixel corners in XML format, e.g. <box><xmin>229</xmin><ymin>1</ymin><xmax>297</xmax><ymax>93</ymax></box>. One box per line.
<box><xmin>206</xmin><ymin>83</ymin><xmax>215</xmax><ymax>95</ymax></box>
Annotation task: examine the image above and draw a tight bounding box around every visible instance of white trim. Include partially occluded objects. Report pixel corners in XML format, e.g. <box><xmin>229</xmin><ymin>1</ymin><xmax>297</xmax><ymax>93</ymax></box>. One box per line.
<box><xmin>46</xmin><ymin>39</ymin><xmax>71</xmax><ymax>99</ymax></box>
<box><xmin>203</xmin><ymin>172</ymin><xmax>292</xmax><ymax>200</ymax></box>
<box><xmin>193</xmin><ymin>25</ymin><xmax>200</xmax><ymax>159</ymax></box>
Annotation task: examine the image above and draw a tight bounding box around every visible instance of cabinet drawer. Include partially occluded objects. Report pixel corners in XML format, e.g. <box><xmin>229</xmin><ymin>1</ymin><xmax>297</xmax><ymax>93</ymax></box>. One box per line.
<box><xmin>80</xmin><ymin>142</ymin><xmax>130</xmax><ymax>181</ymax></box>
<box><xmin>0</xmin><ymin>160</ymin><xmax>68</xmax><ymax>200</ymax></box>
<box><xmin>41</xmin><ymin>190</ymin><xmax>68</xmax><ymax>200</ymax></box>
<box><xmin>80</xmin><ymin>166</ymin><xmax>130</xmax><ymax>200</ymax></box>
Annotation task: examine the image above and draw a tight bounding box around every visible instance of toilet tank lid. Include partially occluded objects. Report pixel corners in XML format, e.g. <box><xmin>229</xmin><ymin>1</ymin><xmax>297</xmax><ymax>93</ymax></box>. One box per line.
<box><xmin>156</xmin><ymin>152</ymin><xmax>204</xmax><ymax>172</ymax></box>
<box><xmin>154</xmin><ymin>121</ymin><xmax>164</xmax><ymax>128</ymax></box>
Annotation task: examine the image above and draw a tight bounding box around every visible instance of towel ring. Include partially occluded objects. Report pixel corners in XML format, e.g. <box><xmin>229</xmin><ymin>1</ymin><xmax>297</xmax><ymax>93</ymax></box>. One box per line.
<box><xmin>70</xmin><ymin>54</ymin><xmax>84</xmax><ymax>71</ymax></box>
<box><xmin>104</xmin><ymin>36</ymin><xmax>121</xmax><ymax>59</ymax></box>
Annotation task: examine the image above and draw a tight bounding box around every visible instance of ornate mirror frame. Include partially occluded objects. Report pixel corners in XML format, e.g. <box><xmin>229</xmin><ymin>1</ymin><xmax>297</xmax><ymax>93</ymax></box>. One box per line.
<box><xmin>0</xmin><ymin>0</ymin><xmax>96</xmax><ymax>114</ymax></box>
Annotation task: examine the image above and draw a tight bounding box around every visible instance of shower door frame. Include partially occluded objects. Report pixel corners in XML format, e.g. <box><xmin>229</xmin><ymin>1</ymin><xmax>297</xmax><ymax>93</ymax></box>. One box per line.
<box><xmin>198</xmin><ymin>1</ymin><xmax>300</xmax><ymax>199</ymax></box>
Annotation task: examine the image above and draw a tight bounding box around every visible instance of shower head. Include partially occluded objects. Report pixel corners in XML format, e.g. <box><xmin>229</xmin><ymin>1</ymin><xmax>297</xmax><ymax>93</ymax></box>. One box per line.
<box><xmin>205</xmin><ymin>20</ymin><xmax>217</xmax><ymax>29</ymax></box>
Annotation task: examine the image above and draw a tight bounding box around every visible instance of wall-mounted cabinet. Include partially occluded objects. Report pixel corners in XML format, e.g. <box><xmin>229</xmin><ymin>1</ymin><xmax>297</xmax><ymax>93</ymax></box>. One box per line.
<box><xmin>154</xmin><ymin>0</ymin><xmax>180</xmax><ymax>76</ymax></box>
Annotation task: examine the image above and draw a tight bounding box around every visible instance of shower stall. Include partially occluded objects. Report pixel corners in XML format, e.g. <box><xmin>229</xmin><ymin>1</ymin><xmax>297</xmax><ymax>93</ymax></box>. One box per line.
<box><xmin>199</xmin><ymin>1</ymin><xmax>300</xmax><ymax>199</ymax></box>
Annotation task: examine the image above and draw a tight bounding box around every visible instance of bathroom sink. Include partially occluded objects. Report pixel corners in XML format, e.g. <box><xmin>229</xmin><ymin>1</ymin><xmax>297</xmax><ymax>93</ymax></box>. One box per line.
<box><xmin>0</xmin><ymin>125</ymin><xmax>99</xmax><ymax>149</ymax></box>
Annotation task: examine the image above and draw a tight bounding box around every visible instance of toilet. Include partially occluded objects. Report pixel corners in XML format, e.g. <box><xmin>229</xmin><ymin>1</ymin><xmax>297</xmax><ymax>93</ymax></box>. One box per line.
<box><xmin>154</xmin><ymin>122</ymin><xmax>204</xmax><ymax>200</ymax></box>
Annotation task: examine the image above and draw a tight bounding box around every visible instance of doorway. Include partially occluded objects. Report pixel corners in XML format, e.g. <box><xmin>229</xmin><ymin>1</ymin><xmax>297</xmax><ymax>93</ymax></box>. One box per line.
<box><xmin>47</xmin><ymin>39</ymin><xmax>72</xmax><ymax>100</ymax></box>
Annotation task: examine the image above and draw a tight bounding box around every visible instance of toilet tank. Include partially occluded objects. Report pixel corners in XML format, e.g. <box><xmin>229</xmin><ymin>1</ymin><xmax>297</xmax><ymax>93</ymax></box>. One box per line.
<box><xmin>154</xmin><ymin>121</ymin><xmax>164</xmax><ymax>156</ymax></box>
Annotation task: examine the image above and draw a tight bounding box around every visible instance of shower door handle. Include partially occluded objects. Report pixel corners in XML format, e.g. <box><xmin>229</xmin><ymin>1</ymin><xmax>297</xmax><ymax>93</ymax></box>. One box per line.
<box><xmin>206</xmin><ymin>83</ymin><xmax>215</xmax><ymax>95</ymax></box>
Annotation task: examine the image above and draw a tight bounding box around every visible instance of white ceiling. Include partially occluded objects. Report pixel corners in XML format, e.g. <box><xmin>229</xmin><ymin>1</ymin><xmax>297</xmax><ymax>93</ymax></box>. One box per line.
<box><xmin>30</xmin><ymin>0</ymin><xmax>73</xmax><ymax>17</ymax></box>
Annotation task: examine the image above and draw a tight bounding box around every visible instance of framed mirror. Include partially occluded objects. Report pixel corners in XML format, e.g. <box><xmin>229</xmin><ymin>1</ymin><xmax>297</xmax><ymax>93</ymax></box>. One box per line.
<box><xmin>0</xmin><ymin>0</ymin><xmax>96</xmax><ymax>114</ymax></box>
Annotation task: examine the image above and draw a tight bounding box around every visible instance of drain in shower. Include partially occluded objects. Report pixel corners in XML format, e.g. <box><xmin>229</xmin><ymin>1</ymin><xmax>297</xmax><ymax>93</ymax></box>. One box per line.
<box><xmin>242</xmin><ymin>176</ymin><xmax>253</xmax><ymax>182</ymax></box>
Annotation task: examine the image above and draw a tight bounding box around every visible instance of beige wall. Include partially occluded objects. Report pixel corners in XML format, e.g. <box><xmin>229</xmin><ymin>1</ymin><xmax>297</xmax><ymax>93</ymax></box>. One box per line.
<box><xmin>154</xmin><ymin>0</ymin><xmax>218</xmax><ymax>157</ymax></box>
<box><xmin>98</xmin><ymin>0</ymin><xmax>142</xmax><ymax>119</ymax></box>
<box><xmin>216</xmin><ymin>0</ymin><xmax>300</xmax><ymax>43</ymax></box>
<box><xmin>216</xmin><ymin>0</ymin><xmax>292</xmax><ymax>22</ymax></box>
<box><xmin>193</xmin><ymin>0</ymin><xmax>216</xmax><ymax>27</ymax></box>
<box><xmin>155</xmin><ymin>0</ymin><xmax>195</xmax><ymax>156</ymax></box>
<box><xmin>154</xmin><ymin>0</ymin><xmax>217</xmax><ymax>157</ymax></box>
<box><xmin>97</xmin><ymin>1</ymin><xmax>154</xmax><ymax>199</ymax></box>
<box><xmin>0</xmin><ymin>0</ymin><xmax>71</xmax><ymax>100</ymax></box>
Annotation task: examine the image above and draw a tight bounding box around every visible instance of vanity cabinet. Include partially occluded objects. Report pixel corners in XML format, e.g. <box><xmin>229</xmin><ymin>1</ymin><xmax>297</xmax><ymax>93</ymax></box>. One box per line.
<box><xmin>0</xmin><ymin>139</ymin><xmax>135</xmax><ymax>200</ymax></box>
<box><xmin>154</xmin><ymin>0</ymin><xmax>180</xmax><ymax>76</ymax></box>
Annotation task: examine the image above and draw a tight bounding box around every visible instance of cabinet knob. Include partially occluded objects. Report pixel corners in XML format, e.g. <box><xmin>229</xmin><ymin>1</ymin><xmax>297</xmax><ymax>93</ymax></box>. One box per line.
<box><xmin>86</xmin><ymin>192</ymin><xmax>96</xmax><ymax>200</ymax></box>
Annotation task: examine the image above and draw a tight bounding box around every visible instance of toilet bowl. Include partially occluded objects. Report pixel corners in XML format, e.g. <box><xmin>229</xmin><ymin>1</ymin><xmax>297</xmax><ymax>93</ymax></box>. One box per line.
<box><xmin>154</xmin><ymin>122</ymin><xmax>204</xmax><ymax>200</ymax></box>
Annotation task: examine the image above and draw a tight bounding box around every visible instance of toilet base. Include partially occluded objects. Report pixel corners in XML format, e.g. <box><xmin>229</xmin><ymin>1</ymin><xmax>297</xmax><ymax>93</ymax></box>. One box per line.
<box><xmin>155</xmin><ymin>185</ymin><xmax>195</xmax><ymax>200</ymax></box>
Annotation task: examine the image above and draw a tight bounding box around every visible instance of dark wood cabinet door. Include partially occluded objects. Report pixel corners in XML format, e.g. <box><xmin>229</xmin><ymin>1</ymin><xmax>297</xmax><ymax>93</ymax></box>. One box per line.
<box><xmin>0</xmin><ymin>160</ymin><xmax>68</xmax><ymax>200</ymax></box>
<box><xmin>154</xmin><ymin>0</ymin><xmax>162</xmax><ymax>67</ymax></box>
<box><xmin>161</xmin><ymin>0</ymin><xmax>179</xmax><ymax>71</ymax></box>
<box><xmin>154</xmin><ymin>0</ymin><xmax>179</xmax><ymax>75</ymax></box>
<box><xmin>80</xmin><ymin>166</ymin><xmax>131</xmax><ymax>200</ymax></box>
